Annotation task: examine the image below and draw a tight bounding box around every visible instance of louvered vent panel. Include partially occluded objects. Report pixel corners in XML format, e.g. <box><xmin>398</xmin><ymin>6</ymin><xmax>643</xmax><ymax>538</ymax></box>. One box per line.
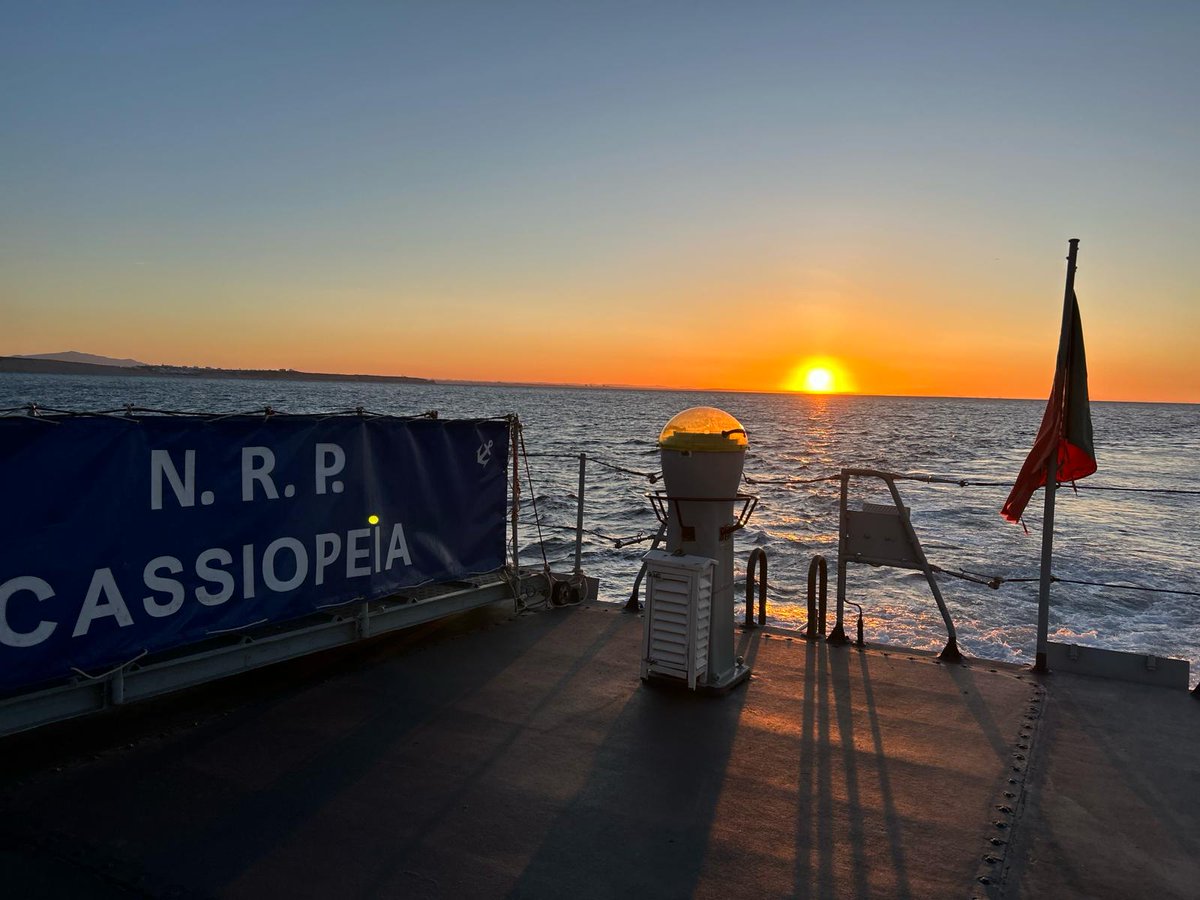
<box><xmin>641</xmin><ymin>551</ymin><xmax>716</xmax><ymax>690</ymax></box>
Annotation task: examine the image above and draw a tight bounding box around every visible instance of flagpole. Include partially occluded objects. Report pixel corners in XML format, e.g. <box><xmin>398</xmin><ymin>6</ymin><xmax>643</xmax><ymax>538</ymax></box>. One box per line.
<box><xmin>1034</xmin><ymin>238</ymin><xmax>1080</xmax><ymax>673</ymax></box>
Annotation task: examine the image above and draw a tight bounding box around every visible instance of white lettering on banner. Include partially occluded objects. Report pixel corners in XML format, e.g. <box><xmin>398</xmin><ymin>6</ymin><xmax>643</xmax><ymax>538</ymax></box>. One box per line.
<box><xmin>314</xmin><ymin>443</ymin><xmax>345</xmax><ymax>494</ymax></box>
<box><xmin>195</xmin><ymin>548</ymin><xmax>235</xmax><ymax>606</ymax></box>
<box><xmin>0</xmin><ymin>576</ymin><xmax>58</xmax><ymax>647</ymax></box>
<box><xmin>73</xmin><ymin>568</ymin><xmax>134</xmax><ymax>637</ymax></box>
<box><xmin>242</xmin><ymin>544</ymin><xmax>256</xmax><ymax>599</ymax></box>
<box><xmin>150</xmin><ymin>449</ymin><xmax>195</xmax><ymax>510</ymax></box>
<box><xmin>241</xmin><ymin>447</ymin><xmax>279</xmax><ymax>501</ymax></box>
<box><xmin>143</xmin><ymin>556</ymin><xmax>185</xmax><ymax>618</ymax></box>
<box><xmin>5</xmin><ymin>522</ymin><xmax>422</xmax><ymax>654</ymax></box>
<box><xmin>263</xmin><ymin>537</ymin><xmax>307</xmax><ymax>592</ymax></box>
<box><xmin>315</xmin><ymin>533</ymin><xmax>341</xmax><ymax>586</ymax></box>
<box><xmin>385</xmin><ymin>524</ymin><xmax>412</xmax><ymax>569</ymax></box>
<box><xmin>346</xmin><ymin>528</ymin><xmax>371</xmax><ymax>577</ymax></box>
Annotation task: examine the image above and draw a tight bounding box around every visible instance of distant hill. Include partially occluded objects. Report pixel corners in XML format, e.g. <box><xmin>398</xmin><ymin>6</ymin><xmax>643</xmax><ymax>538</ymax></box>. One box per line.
<box><xmin>0</xmin><ymin>355</ymin><xmax>434</xmax><ymax>385</ymax></box>
<box><xmin>17</xmin><ymin>350</ymin><xmax>148</xmax><ymax>368</ymax></box>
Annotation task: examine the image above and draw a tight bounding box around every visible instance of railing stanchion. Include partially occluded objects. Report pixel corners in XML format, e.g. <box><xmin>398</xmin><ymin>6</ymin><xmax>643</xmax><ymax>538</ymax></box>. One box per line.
<box><xmin>510</xmin><ymin>418</ymin><xmax>520</xmax><ymax>575</ymax></box>
<box><xmin>829</xmin><ymin>472</ymin><xmax>850</xmax><ymax>645</ymax></box>
<box><xmin>574</xmin><ymin>453</ymin><xmax>586</xmax><ymax>575</ymax></box>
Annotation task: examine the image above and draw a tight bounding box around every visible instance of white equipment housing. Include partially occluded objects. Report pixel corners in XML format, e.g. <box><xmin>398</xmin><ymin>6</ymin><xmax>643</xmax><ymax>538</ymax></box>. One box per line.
<box><xmin>640</xmin><ymin>551</ymin><xmax>714</xmax><ymax>690</ymax></box>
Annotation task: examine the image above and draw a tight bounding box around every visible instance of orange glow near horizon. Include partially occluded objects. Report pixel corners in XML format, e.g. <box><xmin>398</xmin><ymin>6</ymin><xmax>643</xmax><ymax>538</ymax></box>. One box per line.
<box><xmin>4</xmin><ymin>260</ymin><xmax>1197</xmax><ymax>402</ymax></box>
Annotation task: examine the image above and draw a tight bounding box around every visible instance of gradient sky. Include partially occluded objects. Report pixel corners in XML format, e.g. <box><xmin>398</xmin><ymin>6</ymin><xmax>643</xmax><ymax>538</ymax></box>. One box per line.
<box><xmin>3</xmin><ymin>2</ymin><xmax>1198</xmax><ymax>401</ymax></box>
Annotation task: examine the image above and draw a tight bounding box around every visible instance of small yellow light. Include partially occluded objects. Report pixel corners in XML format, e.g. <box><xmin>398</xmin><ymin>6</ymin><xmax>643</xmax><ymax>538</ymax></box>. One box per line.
<box><xmin>368</xmin><ymin>514</ymin><xmax>380</xmax><ymax>525</ymax></box>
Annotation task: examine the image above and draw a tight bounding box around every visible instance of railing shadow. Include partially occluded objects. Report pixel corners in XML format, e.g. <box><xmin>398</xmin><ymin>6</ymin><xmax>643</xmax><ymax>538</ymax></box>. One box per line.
<box><xmin>793</xmin><ymin>640</ymin><xmax>914</xmax><ymax>899</ymax></box>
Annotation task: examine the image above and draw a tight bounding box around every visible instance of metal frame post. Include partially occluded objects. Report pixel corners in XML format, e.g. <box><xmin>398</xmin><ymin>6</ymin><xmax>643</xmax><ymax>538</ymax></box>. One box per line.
<box><xmin>1035</xmin><ymin>453</ymin><xmax>1058</xmax><ymax>673</ymax></box>
<box><xmin>1034</xmin><ymin>238</ymin><xmax>1079</xmax><ymax>674</ymax></box>
<box><xmin>510</xmin><ymin>418</ymin><xmax>520</xmax><ymax>572</ymax></box>
<box><xmin>574</xmin><ymin>453</ymin><xmax>586</xmax><ymax>574</ymax></box>
<box><xmin>830</xmin><ymin>472</ymin><xmax>851</xmax><ymax>645</ymax></box>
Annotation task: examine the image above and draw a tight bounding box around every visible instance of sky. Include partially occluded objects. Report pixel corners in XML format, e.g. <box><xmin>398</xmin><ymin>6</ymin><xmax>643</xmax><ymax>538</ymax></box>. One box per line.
<box><xmin>2</xmin><ymin>2</ymin><xmax>1198</xmax><ymax>401</ymax></box>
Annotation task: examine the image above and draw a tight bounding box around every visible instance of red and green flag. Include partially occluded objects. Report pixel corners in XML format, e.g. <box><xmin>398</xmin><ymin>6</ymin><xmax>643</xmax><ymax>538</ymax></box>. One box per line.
<box><xmin>1001</xmin><ymin>290</ymin><xmax>1096</xmax><ymax>524</ymax></box>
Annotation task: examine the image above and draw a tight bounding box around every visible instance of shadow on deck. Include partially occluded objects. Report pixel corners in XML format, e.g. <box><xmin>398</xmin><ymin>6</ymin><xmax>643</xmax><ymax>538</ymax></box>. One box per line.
<box><xmin>1</xmin><ymin>601</ymin><xmax>1195</xmax><ymax>898</ymax></box>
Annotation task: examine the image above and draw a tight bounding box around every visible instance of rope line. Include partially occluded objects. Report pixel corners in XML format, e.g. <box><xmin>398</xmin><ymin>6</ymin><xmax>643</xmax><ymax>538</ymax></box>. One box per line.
<box><xmin>1051</xmin><ymin>577</ymin><xmax>1200</xmax><ymax>598</ymax></box>
<box><xmin>744</xmin><ymin>473</ymin><xmax>840</xmax><ymax>486</ymax></box>
<box><xmin>516</xmin><ymin>425</ymin><xmax>551</xmax><ymax>573</ymax></box>
<box><xmin>590</xmin><ymin>458</ymin><xmax>661</xmax><ymax>482</ymax></box>
<box><xmin>518</xmin><ymin>523</ymin><xmax>655</xmax><ymax>549</ymax></box>
<box><xmin>929</xmin><ymin>565</ymin><xmax>1199</xmax><ymax>598</ymax></box>
<box><xmin>739</xmin><ymin>468</ymin><xmax>1199</xmax><ymax>497</ymax></box>
<box><xmin>1068</xmin><ymin>484</ymin><xmax>1200</xmax><ymax>496</ymax></box>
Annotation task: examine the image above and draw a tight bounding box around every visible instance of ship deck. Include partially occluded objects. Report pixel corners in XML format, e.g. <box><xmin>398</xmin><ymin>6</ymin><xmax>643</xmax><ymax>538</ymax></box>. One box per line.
<box><xmin>2</xmin><ymin>600</ymin><xmax>1197</xmax><ymax>899</ymax></box>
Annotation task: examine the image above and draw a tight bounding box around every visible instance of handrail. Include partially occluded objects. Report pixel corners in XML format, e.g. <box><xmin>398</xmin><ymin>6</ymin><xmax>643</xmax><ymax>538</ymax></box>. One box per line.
<box><xmin>744</xmin><ymin>548</ymin><xmax>768</xmax><ymax>627</ymax></box>
<box><xmin>806</xmin><ymin>555</ymin><xmax>828</xmax><ymax>640</ymax></box>
<box><xmin>574</xmin><ymin>453</ymin><xmax>586</xmax><ymax>574</ymax></box>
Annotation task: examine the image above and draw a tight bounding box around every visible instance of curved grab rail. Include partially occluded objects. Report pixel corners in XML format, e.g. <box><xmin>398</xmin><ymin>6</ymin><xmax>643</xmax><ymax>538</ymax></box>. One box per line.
<box><xmin>744</xmin><ymin>548</ymin><xmax>768</xmax><ymax>628</ymax></box>
<box><xmin>806</xmin><ymin>555</ymin><xmax>828</xmax><ymax>640</ymax></box>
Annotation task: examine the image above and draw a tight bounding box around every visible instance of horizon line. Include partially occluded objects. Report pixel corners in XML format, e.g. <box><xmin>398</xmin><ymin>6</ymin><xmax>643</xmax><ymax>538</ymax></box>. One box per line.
<box><xmin>2</xmin><ymin>352</ymin><xmax>1195</xmax><ymax>406</ymax></box>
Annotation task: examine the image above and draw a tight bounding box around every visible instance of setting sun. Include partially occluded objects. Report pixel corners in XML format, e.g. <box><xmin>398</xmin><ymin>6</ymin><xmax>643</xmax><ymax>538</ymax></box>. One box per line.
<box><xmin>804</xmin><ymin>367</ymin><xmax>834</xmax><ymax>392</ymax></box>
<box><xmin>784</xmin><ymin>358</ymin><xmax>854</xmax><ymax>394</ymax></box>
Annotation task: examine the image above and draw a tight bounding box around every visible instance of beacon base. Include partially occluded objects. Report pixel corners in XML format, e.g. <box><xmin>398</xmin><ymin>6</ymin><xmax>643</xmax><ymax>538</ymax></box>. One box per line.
<box><xmin>699</xmin><ymin>661</ymin><xmax>751</xmax><ymax>694</ymax></box>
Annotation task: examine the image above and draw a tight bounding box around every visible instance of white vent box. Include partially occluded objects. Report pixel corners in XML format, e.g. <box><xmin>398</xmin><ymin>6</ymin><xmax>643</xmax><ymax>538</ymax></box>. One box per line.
<box><xmin>641</xmin><ymin>550</ymin><xmax>716</xmax><ymax>689</ymax></box>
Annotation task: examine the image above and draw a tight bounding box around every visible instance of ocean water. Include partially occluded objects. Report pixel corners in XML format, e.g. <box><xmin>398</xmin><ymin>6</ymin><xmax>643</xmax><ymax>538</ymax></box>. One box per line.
<box><xmin>4</xmin><ymin>372</ymin><xmax>1198</xmax><ymax>684</ymax></box>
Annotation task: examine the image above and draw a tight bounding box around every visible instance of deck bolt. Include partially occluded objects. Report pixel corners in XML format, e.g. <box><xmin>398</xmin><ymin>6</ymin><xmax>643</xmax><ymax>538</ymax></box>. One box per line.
<box><xmin>993</xmin><ymin>821</ymin><xmax>1008</xmax><ymax>829</ymax></box>
<box><xmin>989</xmin><ymin>837</ymin><xmax>1007</xmax><ymax>846</ymax></box>
<box><xmin>983</xmin><ymin>854</ymin><xmax>1000</xmax><ymax>864</ymax></box>
<box><xmin>996</xmin><ymin>805</ymin><xmax>1014</xmax><ymax>814</ymax></box>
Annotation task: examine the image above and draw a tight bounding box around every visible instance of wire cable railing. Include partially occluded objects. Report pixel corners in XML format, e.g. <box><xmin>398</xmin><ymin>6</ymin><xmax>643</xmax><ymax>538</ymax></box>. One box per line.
<box><xmin>514</xmin><ymin>446</ymin><xmax>1200</xmax><ymax>609</ymax></box>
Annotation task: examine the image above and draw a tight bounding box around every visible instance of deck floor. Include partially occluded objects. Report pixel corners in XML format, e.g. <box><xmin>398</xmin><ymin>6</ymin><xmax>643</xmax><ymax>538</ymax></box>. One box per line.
<box><xmin>2</xmin><ymin>601</ymin><xmax>1197</xmax><ymax>898</ymax></box>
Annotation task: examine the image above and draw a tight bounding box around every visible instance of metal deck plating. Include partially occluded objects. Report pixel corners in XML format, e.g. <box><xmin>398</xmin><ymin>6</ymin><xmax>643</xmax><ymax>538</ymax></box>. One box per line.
<box><xmin>3</xmin><ymin>600</ymin><xmax>1195</xmax><ymax>898</ymax></box>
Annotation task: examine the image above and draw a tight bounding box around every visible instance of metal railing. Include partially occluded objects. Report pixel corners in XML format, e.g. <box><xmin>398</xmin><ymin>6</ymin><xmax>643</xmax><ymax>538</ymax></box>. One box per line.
<box><xmin>744</xmin><ymin>548</ymin><xmax>768</xmax><ymax>627</ymax></box>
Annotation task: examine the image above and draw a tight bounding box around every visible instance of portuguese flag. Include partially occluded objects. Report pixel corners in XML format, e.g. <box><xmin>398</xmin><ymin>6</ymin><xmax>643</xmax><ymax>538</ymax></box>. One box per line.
<box><xmin>1001</xmin><ymin>289</ymin><xmax>1096</xmax><ymax>524</ymax></box>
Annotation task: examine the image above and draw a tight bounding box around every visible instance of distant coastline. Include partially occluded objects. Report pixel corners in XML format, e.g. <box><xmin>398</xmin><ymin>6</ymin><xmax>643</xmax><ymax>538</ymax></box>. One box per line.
<box><xmin>0</xmin><ymin>356</ymin><xmax>434</xmax><ymax>385</ymax></box>
<box><xmin>2</xmin><ymin>356</ymin><xmax>1191</xmax><ymax>405</ymax></box>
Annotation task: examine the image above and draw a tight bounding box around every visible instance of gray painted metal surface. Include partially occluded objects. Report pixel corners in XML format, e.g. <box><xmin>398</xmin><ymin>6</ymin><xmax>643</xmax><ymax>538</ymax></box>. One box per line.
<box><xmin>1045</xmin><ymin>639</ymin><xmax>1190</xmax><ymax>689</ymax></box>
<box><xmin>2</xmin><ymin>602</ymin><xmax>1196</xmax><ymax>898</ymax></box>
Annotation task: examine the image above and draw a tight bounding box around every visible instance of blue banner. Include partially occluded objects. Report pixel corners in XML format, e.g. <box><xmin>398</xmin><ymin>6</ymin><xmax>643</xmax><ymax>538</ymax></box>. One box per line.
<box><xmin>0</xmin><ymin>414</ymin><xmax>509</xmax><ymax>693</ymax></box>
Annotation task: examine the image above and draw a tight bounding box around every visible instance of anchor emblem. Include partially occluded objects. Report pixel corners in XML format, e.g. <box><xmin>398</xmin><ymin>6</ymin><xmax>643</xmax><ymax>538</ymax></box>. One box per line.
<box><xmin>477</xmin><ymin>439</ymin><xmax>494</xmax><ymax>467</ymax></box>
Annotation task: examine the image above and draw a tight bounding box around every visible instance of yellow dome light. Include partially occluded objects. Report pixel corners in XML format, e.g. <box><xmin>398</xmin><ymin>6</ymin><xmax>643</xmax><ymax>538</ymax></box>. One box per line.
<box><xmin>657</xmin><ymin>407</ymin><xmax>748</xmax><ymax>453</ymax></box>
